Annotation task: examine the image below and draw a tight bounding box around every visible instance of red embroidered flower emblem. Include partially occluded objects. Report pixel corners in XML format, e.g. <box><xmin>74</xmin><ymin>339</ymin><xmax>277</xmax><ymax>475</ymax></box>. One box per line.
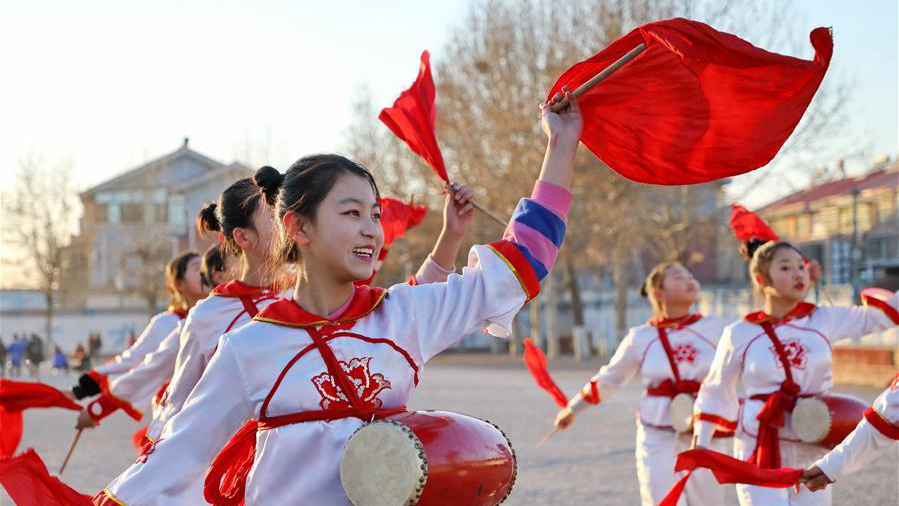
<box><xmin>672</xmin><ymin>344</ymin><xmax>698</xmax><ymax>365</ymax></box>
<box><xmin>770</xmin><ymin>340</ymin><xmax>807</xmax><ymax>370</ymax></box>
<box><xmin>312</xmin><ymin>357</ymin><xmax>391</xmax><ymax>410</ymax></box>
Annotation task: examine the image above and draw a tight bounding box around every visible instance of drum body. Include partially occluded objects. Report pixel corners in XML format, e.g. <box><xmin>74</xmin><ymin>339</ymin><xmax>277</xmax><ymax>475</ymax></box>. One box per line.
<box><xmin>340</xmin><ymin>410</ymin><xmax>516</xmax><ymax>506</ymax></box>
<box><xmin>791</xmin><ymin>394</ymin><xmax>868</xmax><ymax>448</ymax></box>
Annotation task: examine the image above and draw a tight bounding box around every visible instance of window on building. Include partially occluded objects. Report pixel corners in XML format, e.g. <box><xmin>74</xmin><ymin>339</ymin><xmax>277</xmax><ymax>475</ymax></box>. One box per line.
<box><xmin>796</xmin><ymin>214</ymin><xmax>809</xmax><ymax>239</ymax></box>
<box><xmin>120</xmin><ymin>203</ymin><xmax>144</xmax><ymax>224</ymax></box>
<box><xmin>830</xmin><ymin>240</ymin><xmax>851</xmax><ymax>284</ymax></box>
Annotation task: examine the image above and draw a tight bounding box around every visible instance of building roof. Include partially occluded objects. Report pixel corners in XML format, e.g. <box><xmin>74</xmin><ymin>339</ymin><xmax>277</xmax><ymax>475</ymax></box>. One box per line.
<box><xmin>81</xmin><ymin>138</ymin><xmax>240</xmax><ymax>196</ymax></box>
<box><xmin>760</xmin><ymin>164</ymin><xmax>898</xmax><ymax>212</ymax></box>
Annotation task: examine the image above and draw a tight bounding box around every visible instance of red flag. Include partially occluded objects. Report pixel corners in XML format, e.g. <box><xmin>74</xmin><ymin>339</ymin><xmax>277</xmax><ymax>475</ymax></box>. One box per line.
<box><xmin>379</xmin><ymin>51</ymin><xmax>449</xmax><ymax>183</ymax></box>
<box><xmin>0</xmin><ymin>379</ymin><xmax>82</xmax><ymax>412</ymax></box>
<box><xmin>729</xmin><ymin>204</ymin><xmax>780</xmax><ymax>242</ymax></box>
<box><xmin>548</xmin><ymin>18</ymin><xmax>833</xmax><ymax>185</ymax></box>
<box><xmin>657</xmin><ymin>449</ymin><xmax>801</xmax><ymax>506</ymax></box>
<box><xmin>380</xmin><ymin>197</ymin><xmax>429</xmax><ymax>247</ymax></box>
<box><xmin>0</xmin><ymin>408</ymin><xmax>23</xmax><ymax>458</ymax></box>
<box><xmin>523</xmin><ymin>338</ymin><xmax>569</xmax><ymax>408</ymax></box>
<box><xmin>0</xmin><ymin>449</ymin><xmax>93</xmax><ymax>506</ymax></box>
<box><xmin>0</xmin><ymin>380</ymin><xmax>82</xmax><ymax>457</ymax></box>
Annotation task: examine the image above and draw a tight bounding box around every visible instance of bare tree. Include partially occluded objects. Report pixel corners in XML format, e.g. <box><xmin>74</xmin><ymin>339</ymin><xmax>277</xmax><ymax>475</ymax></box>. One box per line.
<box><xmin>129</xmin><ymin>233</ymin><xmax>173</xmax><ymax>317</ymax></box>
<box><xmin>2</xmin><ymin>154</ymin><xmax>79</xmax><ymax>343</ymax></box>
<box><xmin>343</xmin><ymin>0</ymin><xmax>850</xmax><ymax>352</ymax></box>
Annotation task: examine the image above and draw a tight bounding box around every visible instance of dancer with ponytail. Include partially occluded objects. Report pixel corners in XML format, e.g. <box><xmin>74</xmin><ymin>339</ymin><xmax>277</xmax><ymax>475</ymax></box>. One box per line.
<box><xmin>553</xmin><ymin>262</ymin><xmax>729</xmax><ymax>506</ymax></box>
<box><xmin>69</xmin><ymin>251</ymin><xmax>205</xmax><ymax>402</ymax></box>
<box><xmin>692</xmin><ymin>234</ymin><xmax>899</xmax><ymax>506</ymax></box>
<box><xmin>93</xmin><ymin>89</ymin><xmax>581</xmax><ymax>506</ymax></box>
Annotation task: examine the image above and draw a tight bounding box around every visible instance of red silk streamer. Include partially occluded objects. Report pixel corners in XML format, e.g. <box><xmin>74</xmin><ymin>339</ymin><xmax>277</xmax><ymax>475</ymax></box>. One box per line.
<box><xmin>548</xmin><ymin>18</ymin><xmax>832</xmax><ymax>185</ymax></box>
<box><xmin>0</xmin><ymin>408</ymin><xmax>23</xmax><ymax>458</ymax></box>
<box><xmin>523</xmin><ymin>338</ymin><xmax>568</xmax><ymax>408</ymax></box>
<box><xmin>0</xmin><ymin>380</ymin><xmax>82</xmax><ymax>457</ymax></box>
<box><xmin>730</xmin><ymin>204</ymin><xmax>780</xmax><ymax>242</ymax></box>
<box><xmin>379</xmin><ymin>51</ymin><xmax>449</xmax><ymax>183</ymax></box>
<box><xmin>0</xmin><ymin>380</ymin><xmax>81</xmax><ymax>412</ymax></box>
<box><xmin>379</xmin><ymin>197</ymin><xmax>428</xmax><ymax>247</ymax></box>
<box><xmin>657</xmin><ymin>449</ymin><xmax>802</xmax><ymax>506</ymax></box>
<box><xmin>0</xmin><ymin>449</ymin><xmax>92</xmax><ymax>506</ymax></box>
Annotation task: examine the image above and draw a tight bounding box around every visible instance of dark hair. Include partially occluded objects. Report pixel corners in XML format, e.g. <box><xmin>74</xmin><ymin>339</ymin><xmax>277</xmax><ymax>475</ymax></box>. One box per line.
<box><xmin>201</xmin><ymin>242</ymin><xmax>228</xmax><ymax>288</ymax></box>
<box><xmin>260</xmin><ymin>154</ymin><xmax>380</xmax><ymax>266</ymax></box>
<box><xmin>165</xmin><ymin>251</ymin><xmax>200</xmax><ymax>308</ymax></box>
<box><xmin>748</xmin><ymin>240</ymin><xmax>805</xmax><ymax>289</ymax></box>
<box><xmin>739</xmin><ymin>238</ymin><xmax>770</xmax><ymax>262</ymax></box>
<box><xmin>195</xmin><ymin>176</ymin><xmax>266</xmax><ymax>255</ymax></box>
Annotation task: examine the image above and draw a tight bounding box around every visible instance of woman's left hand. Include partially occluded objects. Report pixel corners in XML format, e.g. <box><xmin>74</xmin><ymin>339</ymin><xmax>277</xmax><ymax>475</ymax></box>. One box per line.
<box><xmin>75</xmin><ymin>409</ymin><xmax>98</xmax><ymax>430</ymax></box>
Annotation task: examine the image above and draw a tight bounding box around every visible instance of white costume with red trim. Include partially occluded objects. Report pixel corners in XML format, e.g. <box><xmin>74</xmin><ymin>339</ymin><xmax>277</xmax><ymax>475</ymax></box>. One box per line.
<box><xmin>91</xmin><ymin>309</ymin><xmax>186</xmax><ymax>381</ymax></box>
<box><xmin>694</xmin><ymin>293</ymin><xmax>899</xmax><ymax>506</ymax></box>
<box><xmin>815</xmin><ymin>373</ymin><xmax>899</xmax><ymax>481</ymax></box>
<box><xmin>144</xmin><ymin>281</ymin><xmax>280</xmax><ymax>441</ymax></box>
<box><xmin>146</xmin><ymin>257</ymin><xmax>454</xmax><ymax>443</ymax></box>
<box><xmin>93</xmin><ymin>181</ymin><xmax>569</xmax><ymax>506</ymax></box>
<box><xmin>569</xmin><ymin>314</ymin><xmax>730</xmax><ymax>506</ymax></box>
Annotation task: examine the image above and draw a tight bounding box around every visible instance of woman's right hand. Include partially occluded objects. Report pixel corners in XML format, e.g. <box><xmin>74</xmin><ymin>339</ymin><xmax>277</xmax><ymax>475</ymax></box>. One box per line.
<box><xmin>541</xmin><ymin>87</ymin><xmax>583</xmax><ymax>144</ymax></box>
<box><xmin>554</xmin><ymin>406</ymin><xmax>576</xmax><ymax>429</ymax></box>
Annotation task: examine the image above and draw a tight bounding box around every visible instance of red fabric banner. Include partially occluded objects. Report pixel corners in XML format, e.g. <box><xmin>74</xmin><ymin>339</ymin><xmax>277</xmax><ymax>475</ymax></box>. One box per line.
<box><xmin>0</xmin><ymin>449</ymin><xmax>92</xmax><ymax>506</ymax></box>
<box><xmin>0</xmin><ymin>380</ymin><xmax>82</xmax><ymax>457</ymax></box>
<box><xmin>523</xmin><ymin>338</ymin><xmax>569</xmax><ymax>408</ymax></box>
<box><xmin>730</xmin><ymin>204</ymin><xmax>780</xmax><ymax>242</ymax></box>
<box><xmin>0</xmin><ymin>380</ymin><xmax>81</xmax><ymax>412</ymax></box>
<box><xmin>658</xmin><ymin>449</ymin><xmax>802</xmax><ymax>506</ymax></box>
<box><xmin>548</xmin><ymin>18</ymin><xmax>832</xmax><ymax>185</ymax></box>
<box><xmin>379</xmin><ymin>197</ymin><xmax>428</xmax><ymax>247</ymax></box>
<box><xmin>379</xmin><ymin>50</ymin><xmax>449</xmax><ymax>183</ymax></box>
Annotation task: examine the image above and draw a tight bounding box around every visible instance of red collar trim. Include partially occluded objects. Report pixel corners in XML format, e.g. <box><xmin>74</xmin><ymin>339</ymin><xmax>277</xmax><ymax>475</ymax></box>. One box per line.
<box><xmin>255</xmin><ymin>285</ymin><xmax>388</xmax><ymax>328</ymax></box>
<box><xmin>648</xmin><ymin>313</ymin><xmax>702</xmax><ymax>330</ymax></box>
<box><xmin>212</xmin><ymin>280</ymin><xmax>271</xmax><ymax>298</ymax></box>
<box><xmin>167</xmin><ymin>307</ymin><xmax>188</xmax><ymax>319</ymax></box>
<box><xmin>744</xmin><ymin>302</ymin><xmax>817</xmax><ymax>325</ymax></box>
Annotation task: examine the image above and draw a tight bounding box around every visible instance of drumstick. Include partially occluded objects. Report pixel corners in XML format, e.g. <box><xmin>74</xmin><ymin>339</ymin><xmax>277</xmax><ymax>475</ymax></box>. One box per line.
<box><xmin>817</xmin><ymin>280</ymin><xmax>834</xmax><ymax>305</ymax></box>
<box><xmin>550</xmin><ymin>43</ymin><xmax>647</xmax><ymax>113</ymax></box>
<box><xmin>59</xmin><ymin>429</ymin><xmax>83</xmax><ymax>475</ymax></box>
<box><xmin>537</xmin><ymin>426</ymin><xmax>561</xmax><ymax>448</ymax></box>
<box><xmin>471</xmin><ymin>198</ymin><xmax>506</xmax><ymax>227</ymax></box>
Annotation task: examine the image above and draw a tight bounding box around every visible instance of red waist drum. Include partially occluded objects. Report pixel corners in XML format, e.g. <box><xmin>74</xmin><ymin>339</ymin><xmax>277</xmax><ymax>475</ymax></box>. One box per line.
<box><xmin>790</xmin><ymin>394</ymin><xmax>867</xmax><ymax>449</ymax></box>
<box><xmin>340</xmin><ymin>410</ymin><xmax>516</xmax><ymax>506</ymax></box>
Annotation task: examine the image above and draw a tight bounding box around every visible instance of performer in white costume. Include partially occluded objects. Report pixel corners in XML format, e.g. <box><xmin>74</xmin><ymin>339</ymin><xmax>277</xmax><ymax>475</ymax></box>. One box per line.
<box><xmin>69</xmin><ymin>251</ymin><xmax>205</xmax><ymax>403</ymax></box>
<box><xmin>693</xmin><ymin>238</ymin><xmax>899</xmax><ymax>506</ymax></box>
<box><xmin>92</xmin><ymin>88</ymin><xmax>582</xmax><ymax>506</ymax></box>
<box><xmin>554</xmin><ymin>262</ymin><xmax>729</xmax><ymax>506</ymax></box>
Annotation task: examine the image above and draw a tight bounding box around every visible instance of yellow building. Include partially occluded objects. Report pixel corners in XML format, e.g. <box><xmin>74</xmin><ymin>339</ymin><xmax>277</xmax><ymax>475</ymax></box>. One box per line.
<box><xmin>758</xmin><ymin>162</ymin><xmax>898</xmax><ymax>289</ymax></box>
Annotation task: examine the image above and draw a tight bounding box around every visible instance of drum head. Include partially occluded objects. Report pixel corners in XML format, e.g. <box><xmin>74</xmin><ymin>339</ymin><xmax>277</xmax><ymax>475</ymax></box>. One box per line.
<box><xmin>670</xmin><ymin>393</ymin><xmax>695</xmax><ymax>433</ymax></box>
<box><xmin>791</xmin><ymin>397</ymin><xmax>832</xmax><ymax>443</ymax></box>
<box><xmin>341</xmin><ymin>420</ymin><xmax>427</xmax><ymax>506</ymax></box>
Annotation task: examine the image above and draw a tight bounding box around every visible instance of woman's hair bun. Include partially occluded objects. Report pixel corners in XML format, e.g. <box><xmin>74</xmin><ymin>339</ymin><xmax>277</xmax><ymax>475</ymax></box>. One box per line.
<box><xmin>740</xmin><ymin>238</ymin><xmax>768</xmax><ymax>262</ymax></box>
<box><xmin>254</xmin><ymin>165</ymin><xmax>285</xmax><ymax>206</ymax></box>
<box><xmin>196</xmin><ymin>201</ymin><xmax>220</xmax><ymax>236</ymax></box>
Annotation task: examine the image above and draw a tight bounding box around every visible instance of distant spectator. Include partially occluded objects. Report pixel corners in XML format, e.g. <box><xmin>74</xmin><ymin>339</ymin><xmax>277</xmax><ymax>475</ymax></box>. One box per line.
<box><xmin>52</xmin><ymin>346</ymin><xmax>69</xmax><ymax>375</ymax></box>
<box><xmin>26</xmin><ymin>333</ymin><xmax>45</xmax><ymax>380</ymax></box>
<box><xmin>88</xmin><ymin>332</ymin><xmax>103</xmax><ymax>358</ymax></box>
<box><xmin>74</xmin><ymin>344</ymin><xmax>91</xmax><ymax>372</ymax></box>
<box><xmin>9</xmin><ymin>334</ymin><xmax>25</xmax><ymax>377</ymax></box>
<box><xmin>0</xmin><ymin>336</ymin><xmax>6</xmax><ymax>377</ymax></box>
<box><xmin>127</xmin><ymin>329</ymin><xmax>137</xmax><ymax>347</ymax></box>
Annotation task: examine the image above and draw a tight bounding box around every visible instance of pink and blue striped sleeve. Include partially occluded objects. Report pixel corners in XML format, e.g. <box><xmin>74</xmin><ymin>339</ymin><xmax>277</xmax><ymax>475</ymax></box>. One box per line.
<box><xmin>500</xmin><ymin>181</ymin><xmax>571</xmax><ymax>282</ymax></box>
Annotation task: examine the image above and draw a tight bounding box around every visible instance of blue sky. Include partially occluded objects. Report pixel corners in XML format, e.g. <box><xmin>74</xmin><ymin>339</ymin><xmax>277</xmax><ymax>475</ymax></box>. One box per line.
<box><xmin>0</xmin><ymin>0</ymin><xmax>895</xmax><ymax>206</ymax></box>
